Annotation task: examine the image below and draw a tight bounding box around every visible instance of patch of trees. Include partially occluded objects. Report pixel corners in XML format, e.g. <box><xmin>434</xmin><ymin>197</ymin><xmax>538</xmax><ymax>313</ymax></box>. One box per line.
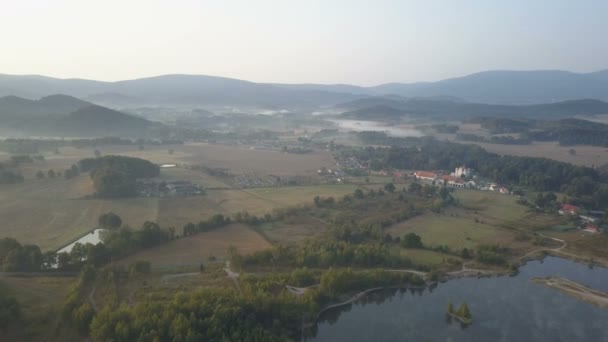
<box><xmin>475</xmin><ymin>245</ymin><xmax>509</xmax><ymax>266</ymax></box>
<box><xmin>0</xmin><ymin>238</ymin><xmax>43</xmax><ymax>272</ymax></box>
<box><xmin>401</xmin><ymin>233</ymin><xmax>423</xmax><ymax>248</ymax></box>
<box><xmin>98</xmin><ymin>212</ymin><xmax>122</xmax><ymax>229</ymax></box>
<box><xmin>233</xmin><ymin>240</ymin><xmax>420</xmax><ymax>270</ymax></box>
<box><xmin>182</xmin><ymin>214</ymin><xmax>232</xmax><ymax>236</ymax></box>
<box><xmin>525</xmin><ymin>119</ymin><xmax>608</xmax><ymax>147</ymax></box>
<box><xmin>78</xmin><ymin>155</ymin><xmax>160</xmax><ymax>198</ymax></box>
<box><xmin>469</xmin><ymin>117</ymin><xmax>532</xmax><ymax>134</ymax></box>
<box><xmin>102</xmin><ymin>222</ymin><xmax>171</xmax><ymax>258</ymax></box>
<box><xmin>89</xmin><ymin>287</ymin><xmax>309</xmax><ymax>341</ymax></box>
<box><xmin>456</xmin><ymin>133</ymin><xmax>531</xmax><ymax>145</ymax></box>
<box><xmin>315</xmin><ymin>268</ymin><xmax>424</xmax><ymax>300</ymax></box>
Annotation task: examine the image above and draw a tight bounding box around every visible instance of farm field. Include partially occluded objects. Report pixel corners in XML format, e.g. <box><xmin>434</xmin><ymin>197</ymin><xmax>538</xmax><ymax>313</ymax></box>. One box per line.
<box><xmin>155</xmin><ymin>185</ymin><xmax>359</xmax><ymax>228</ymax></box>
<box><xmin>0</xmin><ymin>275</ymin><xmax>78</xmax><ymax>342</ymax></box>
<box><xmin>0</xmin><ymin>142</ymin><xmax>345</xmax><ymax>250</ymax></box>
<box><xmin>387</xmin><ymin>189</ymin><xmax>559</xmax><ymax>255</ymax></box>
<box><xmin>0</xmin><ymin>176</ymin><xmax>159</xmax><ymax>250</ymax></box>
<box><xmin>257</xmin><ymin>215</ymin><xmax>330</xmax><ymax>244</ymax></box>
<box><xmin>0</xmin><ymin>158</ymin><xmax>357</xmax><ymax>249</ymax></box>
<box><xmin>176</xmin><ymin>142</ymin><xmax>336</xmax><ymax>176</ymax></box>
<box><xmin>119</xmin><ymin>224</ymin><xmax>271</xmax><ymax>270</ymax></box>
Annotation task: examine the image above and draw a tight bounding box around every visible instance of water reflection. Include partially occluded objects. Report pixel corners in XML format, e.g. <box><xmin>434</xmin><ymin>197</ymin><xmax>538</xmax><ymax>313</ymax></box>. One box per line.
<box><xmin>309</xmin><ymin>257</ymin><xmax>608</xmax><ymax>341</ymax></box>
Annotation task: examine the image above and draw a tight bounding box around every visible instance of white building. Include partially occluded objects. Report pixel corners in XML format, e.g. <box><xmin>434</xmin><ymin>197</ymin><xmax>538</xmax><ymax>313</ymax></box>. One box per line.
<box><xmin>454</xmin><ymin>166</ymin><xmax>471</xmax><ymax>178</ymax></box>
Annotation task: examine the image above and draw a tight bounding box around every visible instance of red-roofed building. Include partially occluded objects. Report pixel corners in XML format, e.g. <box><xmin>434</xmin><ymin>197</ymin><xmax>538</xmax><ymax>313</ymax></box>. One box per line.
<box><xmin>584</xmin><ymin>225</ymin><xmax>599</xmax><ymax>233</ymax></box>
<box><xmin>559</xmin><ymin>204</ymin><xmax>579</xmax><ymax>215</ymax></box>
<box><xmin>414</xmin><ymin>171</ymin><xmax>438</xmax><ymax>181</ymax></box>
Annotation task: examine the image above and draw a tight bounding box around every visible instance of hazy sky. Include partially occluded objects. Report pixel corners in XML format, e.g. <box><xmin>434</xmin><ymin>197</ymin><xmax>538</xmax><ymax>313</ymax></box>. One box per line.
<box><xmin>1</xmin><ymin>0</ymin><xmax>607</xmax><ymax>85</ymax></box>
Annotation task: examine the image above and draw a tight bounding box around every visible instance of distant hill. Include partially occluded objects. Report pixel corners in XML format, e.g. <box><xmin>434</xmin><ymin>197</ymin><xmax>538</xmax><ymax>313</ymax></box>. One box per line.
<box><xmin>0</xmin><ymin>94</ymin><xmax>91</xmax><ymax>119</ymax></box>
<box><xmin>59</xmin><ymin>105</ymin><xmax>157</xmax><ymax>135</ymax></box>
<box><xmin>338</xmin><ymin>98</ymin><xmax>608</xmax><ymax>120</ymax></box>
<box><xmin>0</xmin><ymin>95</ymin><xmax>158</xmax><ymax>137</ymax></box>
<box><xmin>0</xmin><ymin>74</ymin><xmax>359</xmax><ymax>108</ymax></box>
<box><xmin>2</xmin><ymin>69</ymin><xmax>608</xmax><ymax>107</ymax></box>
<box><xmin>367</xmin><ymin>70</ymin><xmax>608</xmax><ymax>104</ymax></box>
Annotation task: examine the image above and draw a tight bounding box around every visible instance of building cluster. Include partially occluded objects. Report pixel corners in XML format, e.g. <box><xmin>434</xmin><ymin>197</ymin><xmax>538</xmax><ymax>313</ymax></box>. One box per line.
<box><xmin>413</xmin><ymin>166</ymin><xmax>509</xmax><ymax>194</ymax></box>
<box><xmin>558</xmin><ymin>204</ymin><xmax>606</xmax><ymax>233</ymax></box>
<box><xmin>137</xmin><ymin>181</ymin><xmax>205</xmax><ymax>197</ymax></box>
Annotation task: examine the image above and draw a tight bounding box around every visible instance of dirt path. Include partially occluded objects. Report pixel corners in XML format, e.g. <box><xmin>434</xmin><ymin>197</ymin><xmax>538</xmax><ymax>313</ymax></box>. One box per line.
<box><xmin>224</xmin><ymin>261</ymin><xmax>242</xmax><ymax>295</ymax></box>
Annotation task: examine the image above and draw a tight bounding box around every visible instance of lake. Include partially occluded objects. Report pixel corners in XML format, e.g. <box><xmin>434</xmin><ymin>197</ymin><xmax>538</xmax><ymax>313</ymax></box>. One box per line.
<box><xmin>310</xmin><ymin>257</ymin><xmax>608</xmax><ymax>341</ymax></box>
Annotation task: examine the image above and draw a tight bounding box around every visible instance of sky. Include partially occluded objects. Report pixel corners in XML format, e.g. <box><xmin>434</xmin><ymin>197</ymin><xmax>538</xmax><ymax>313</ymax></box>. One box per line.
<box><xmin>0</xmin><ymin>0</ymin><xmax>607</xmax><ymax>85</ymax></box>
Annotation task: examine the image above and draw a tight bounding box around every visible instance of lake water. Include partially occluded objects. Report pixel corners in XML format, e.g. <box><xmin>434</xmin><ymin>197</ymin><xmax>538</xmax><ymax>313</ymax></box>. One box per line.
<box><xmin>330</xmin><ymin>119</ymin><xmax>424</xmax><ymax>138</ymax></box>
<box><xmin>56</xmin><ymin>228</ymin><xmax>106</xmax><ymax>254</ymax></box>
<box><xmin>310</xmin><ymin>257</ymin><xmax>608</xmax><ymax>342</ymax></box>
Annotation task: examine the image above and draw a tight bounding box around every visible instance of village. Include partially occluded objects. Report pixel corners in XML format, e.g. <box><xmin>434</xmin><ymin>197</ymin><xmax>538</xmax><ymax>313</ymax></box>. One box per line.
<box><xmin>136</xmin><ymin>180</ymin><xmax>205</xmax><ymax>198</ymax></box>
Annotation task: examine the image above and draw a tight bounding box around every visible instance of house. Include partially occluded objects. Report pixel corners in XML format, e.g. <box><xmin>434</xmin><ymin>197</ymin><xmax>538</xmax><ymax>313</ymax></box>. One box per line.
<box><xmin>583</xmin><ymin>225</ymin><xmax>599</xmax><ymax>233</ymax></box>
<box><xmin>414</xmin><ymin>171</ymin><xmax>438</xmax><ymax>182</ymax></box>
<box><xmin>559</xmin><ymin>204</ymin><xmax>579</xmax><ymax>215</ymax></box>
<box><xmin>498</xmin><ymin>187</ymin><xmax>509</xmax><ymax>194</ymax></box>
<box><xmin>440</xmin><ymin>175</ymin><xmax>465</xmax><ymax>188</ymax></box>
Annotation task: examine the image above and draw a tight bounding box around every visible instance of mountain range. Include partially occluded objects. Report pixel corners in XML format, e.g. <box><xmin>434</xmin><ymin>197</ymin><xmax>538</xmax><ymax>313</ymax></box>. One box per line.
<box><xmin>1</xmin><ymin>69</ymin><xmax>608</xmax><ymax>107</ymax></box>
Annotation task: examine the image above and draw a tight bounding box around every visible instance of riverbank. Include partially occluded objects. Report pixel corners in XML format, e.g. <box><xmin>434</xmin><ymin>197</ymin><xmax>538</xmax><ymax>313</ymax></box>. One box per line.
<box><xmin>532</xmin><ymin>276</ymin><xmax>608</xmax><ymax>309</ymax></box>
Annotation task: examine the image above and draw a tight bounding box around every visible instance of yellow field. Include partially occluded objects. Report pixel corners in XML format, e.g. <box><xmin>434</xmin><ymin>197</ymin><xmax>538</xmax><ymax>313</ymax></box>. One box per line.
<box><xmin>120</xmin><ymin>224</ymin><xmax>271</xmax><ymax>269</ymax></box>
<box><xmin>0</xmin><ymin>161</ymin><xmax>356</xmax><ymax>250</ymax></box>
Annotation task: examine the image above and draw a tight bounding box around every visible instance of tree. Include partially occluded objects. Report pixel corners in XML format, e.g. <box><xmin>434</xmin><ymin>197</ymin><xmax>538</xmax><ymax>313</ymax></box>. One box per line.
<box><xmin>461</xmin><ymin>248</ymin><xmax>472</xmax><ymax>259</ymax></box>
<box><xmin>182</xmin><ymin>222</ymin><xmax>196</xmax><ymax>236</ymax></box>
<box><xmin>384</xmin><ymin>183</ymin><xmax>396</xmax><ymax>193</ymax></box>
<box><xmin>569</xmin><ymin>148</ymin><xmax>576</xmax><ymax>155</ymax></box>
<box><xmin>354</xmin><ymin>189</ymin><xmax>365</xmax><ymax>199</ymax></box>
<box><xmin>168</xmin><ymin>149</ymin><xmax>174</xmax><ymax>155</ymax></box>
<box><xmin>98</xmin><ymin>212</ymin><xmax>122</xmax><ymax>229</ymax></box>
<box><xmin>401</xmin><ymin>233</ymin><xmax>423</xmax><ymax>248</ymax></box>
<box><xmin>47</xmin><ymin>169</ymin><xmax>56</xmax><ymax>178</ymax></box>
<box><xmin>447</xmin><ymin>301</ymin><xmax>454</xmax><ymax>314</ymax></box>
<box><xmin>36</xmin><ymin>170</ymin><xmax>45</xmax><ymax>179</ymax></box>
<box><xmin>457</xmin><ymin>302</ymin><xmax>472</xmax><ymax>320</ymax></box>
<box><xmin>130</xmin><ymin>260</ymin><xmax>151</xmax><ymax>275</ymax></box>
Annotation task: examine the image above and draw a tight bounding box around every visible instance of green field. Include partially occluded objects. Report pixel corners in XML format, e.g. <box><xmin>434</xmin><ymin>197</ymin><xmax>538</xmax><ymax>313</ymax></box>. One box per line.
<box><xmin>388</xmin><ymin>189</ymin><xmax>560</xmax><ymax>255</ymax></box>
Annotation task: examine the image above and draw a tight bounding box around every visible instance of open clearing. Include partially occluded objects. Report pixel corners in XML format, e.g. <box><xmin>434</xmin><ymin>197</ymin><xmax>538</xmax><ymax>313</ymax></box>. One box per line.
<box><xmin>388</xmin><ymin>189</ymin><xmax>560</xmax><ymax>254</ymax></box>
<box><xmin>120</xmin><ymin>224</ymin><xmax>271</xmax><ymax>270</ymax></box>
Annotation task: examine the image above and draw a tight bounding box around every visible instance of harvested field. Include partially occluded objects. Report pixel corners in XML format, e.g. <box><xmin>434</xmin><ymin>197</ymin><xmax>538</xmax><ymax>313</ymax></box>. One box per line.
<box><xmin>120</xmin><ymin>224</ymin><xmax>271</xmax><ymax>269</ymax></box>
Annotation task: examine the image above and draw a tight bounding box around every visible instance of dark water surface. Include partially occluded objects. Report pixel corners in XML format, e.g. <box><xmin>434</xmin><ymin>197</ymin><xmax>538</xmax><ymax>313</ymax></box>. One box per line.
<box><xmin>310</xmin><ymin>257</ymin><xmax>608</xmax><ymax>342</ymax></box>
